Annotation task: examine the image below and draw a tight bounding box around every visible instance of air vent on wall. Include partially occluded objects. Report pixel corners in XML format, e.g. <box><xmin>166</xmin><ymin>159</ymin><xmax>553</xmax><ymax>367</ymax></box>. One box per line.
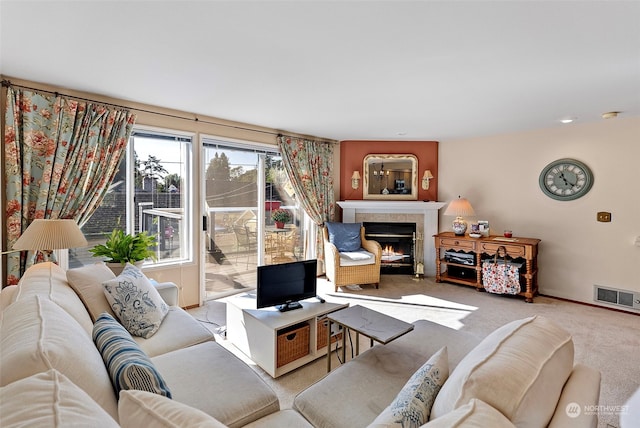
<box><xmin>594</xmin><ymin>285</ymin><xmax>640</xmax><ymax>312</ymax></box>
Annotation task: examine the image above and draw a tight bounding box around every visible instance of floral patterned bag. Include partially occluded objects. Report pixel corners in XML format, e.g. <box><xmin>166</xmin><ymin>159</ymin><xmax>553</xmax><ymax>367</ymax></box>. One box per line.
<box><xmin>482</xmin><ymin>246</ymin><xmax>521</xmax><ymax>295</ymax></box>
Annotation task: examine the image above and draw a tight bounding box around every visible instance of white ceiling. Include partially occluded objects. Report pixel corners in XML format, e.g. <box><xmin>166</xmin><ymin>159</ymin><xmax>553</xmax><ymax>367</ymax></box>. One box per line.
<box><xmin>1</xmin><ymin>1</ymin><xmax>639</xmax><ymax>142</ymax></box>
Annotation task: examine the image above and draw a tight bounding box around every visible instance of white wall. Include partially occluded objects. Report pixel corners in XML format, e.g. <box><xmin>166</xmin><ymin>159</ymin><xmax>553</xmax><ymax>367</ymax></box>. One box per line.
<box><xmin>438</xmin><ymin>116</ymin><xmax>640</xmax><ymax>308</ymax></box>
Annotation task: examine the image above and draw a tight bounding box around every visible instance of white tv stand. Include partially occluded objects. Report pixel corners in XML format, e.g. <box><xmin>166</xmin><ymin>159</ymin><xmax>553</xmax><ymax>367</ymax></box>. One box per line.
<box><xmin>225</xmin><ymin>293</ymin><xmax>348</xmax><ymax>378</ymax></box>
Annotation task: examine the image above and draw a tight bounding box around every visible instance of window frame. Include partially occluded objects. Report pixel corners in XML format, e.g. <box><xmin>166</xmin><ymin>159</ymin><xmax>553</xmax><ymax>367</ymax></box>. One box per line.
<box><xmin>129</xmin><ymin>125</ymin><xmax>195</xmax><ymax>267</ymax></box>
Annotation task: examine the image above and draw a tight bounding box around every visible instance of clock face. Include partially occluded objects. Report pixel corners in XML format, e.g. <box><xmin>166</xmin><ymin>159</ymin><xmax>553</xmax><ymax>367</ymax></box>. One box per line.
<box><xmin>539</xmin><ymin>158</ymin><xmax>594</xmax><ymax>200</ymax></box>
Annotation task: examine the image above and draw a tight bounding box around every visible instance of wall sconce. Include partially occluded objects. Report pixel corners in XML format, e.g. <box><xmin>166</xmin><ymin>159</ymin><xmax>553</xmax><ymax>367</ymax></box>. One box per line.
<box><xmin>422</xmin><ymin>170</ymin><xmax>434</xmax><ymax>190</ymax></box>
<box><xmin>351</xmin><ymin>171</ymin><xmax>361</xmax><ymax>189</ymax></box>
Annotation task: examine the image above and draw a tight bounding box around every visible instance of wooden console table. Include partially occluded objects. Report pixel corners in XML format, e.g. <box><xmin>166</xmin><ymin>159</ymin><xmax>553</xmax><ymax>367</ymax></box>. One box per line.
<box><xmin>434</xmin><ymin>232</ymin><xmax>540</xmax><ymax>302</ymax></box>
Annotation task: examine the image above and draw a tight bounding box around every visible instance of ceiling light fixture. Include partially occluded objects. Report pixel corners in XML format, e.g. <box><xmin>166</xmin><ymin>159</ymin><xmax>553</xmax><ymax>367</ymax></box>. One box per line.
<box><xmin>602</xmin><ymin>111</ymin><xmax>619</xmax><ymax>119</ymax></box>
<box><xmin>559</xmin><ymin>118</ymin><xmax>575</xmax><ymax>124</ymax></box>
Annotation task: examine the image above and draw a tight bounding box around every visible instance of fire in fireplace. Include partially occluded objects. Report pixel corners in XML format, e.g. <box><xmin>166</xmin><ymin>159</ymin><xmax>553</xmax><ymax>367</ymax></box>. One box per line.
<box><xmin>363</xmin><ymin>222</ymin><xmax>416</xmax><ymax>275</ymax></box>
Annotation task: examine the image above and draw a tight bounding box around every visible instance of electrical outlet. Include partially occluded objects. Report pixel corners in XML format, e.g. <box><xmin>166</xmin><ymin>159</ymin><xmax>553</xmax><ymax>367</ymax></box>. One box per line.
<box><xmin>597</xmin><ymin>212</ymin><xmax>611</xmax><ymax>222</ymax></box>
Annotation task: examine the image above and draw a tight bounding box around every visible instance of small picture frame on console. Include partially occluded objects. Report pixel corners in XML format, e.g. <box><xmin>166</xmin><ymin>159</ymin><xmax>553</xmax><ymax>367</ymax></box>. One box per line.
<box><xmin>478</xmin><ymin>220</ymin><xmax>490</xmax><ymax>237</ymax></box>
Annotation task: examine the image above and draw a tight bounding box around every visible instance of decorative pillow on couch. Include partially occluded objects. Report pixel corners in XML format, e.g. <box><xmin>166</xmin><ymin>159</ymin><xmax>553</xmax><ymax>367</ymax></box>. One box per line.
<box><xmin>423</xmin><ymin>398</ymin><xmax>516</xmax><ymax>428</ymax></box>
<box><xmin>67</xmin><ymin>262</ymin><xmax>117</xmax><ymax>321</ymax></box>
<box><xmin>325</xmin><ymin>222</ymin><xmax>362</xmax><ymax>252</ymax></box>
<box><xmin>93</xmin><ymin>313</ymin><xmax>172</xmax><ymax>398</ymax></box>
<box><xmin>102</xmin><ymin>263</ymin><xmax>168</xmax><ymax>338</ymax></box>
<box><xmin>119</xmin><ymin>390</ymin><xmax>228</xmax><ymax>428</ymax></box>
<box><xmin>368</xmin><ymin>347</ymin><xmax>448</xmax><ymax>427</ymax></box>
<box><xmin>0</xmin><ymin>295</ymin><xmax>119</xmax><ymax>419</ymax></box>
<box><xmin>0</xmin><ymin>370</ymin><xmax>119</xmax><ymax>427</ymax></box>
<box><xmin>430</xmin><ymin>316</ymin><xmax>574</xmax><ymax>428</ymax></box>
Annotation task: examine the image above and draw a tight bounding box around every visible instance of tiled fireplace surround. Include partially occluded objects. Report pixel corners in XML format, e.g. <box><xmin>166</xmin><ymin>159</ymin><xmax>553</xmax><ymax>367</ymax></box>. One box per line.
<box><xmin>337</xmin><ymin>201</ymin><xmax>446</xmax><ymax>277</ymax></box>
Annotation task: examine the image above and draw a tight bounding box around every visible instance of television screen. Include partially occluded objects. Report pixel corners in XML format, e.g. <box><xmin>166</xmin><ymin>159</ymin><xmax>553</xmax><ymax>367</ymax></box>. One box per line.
<box><xmin>257</xmin><ymin>259</ymin><xmax>318</xmax><ymax>312</ymax></box>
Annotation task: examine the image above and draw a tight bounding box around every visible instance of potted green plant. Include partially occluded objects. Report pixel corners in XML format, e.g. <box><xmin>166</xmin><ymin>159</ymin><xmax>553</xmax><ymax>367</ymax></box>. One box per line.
<box><xmin>270</xmin><ymin>208</ymin><xmax>291</xmax><ymax>229</ymax></box>
<box><xmin>89</xmin><ymin>229</ymin><xmax>158</xmax><ymax>275</ymax></box>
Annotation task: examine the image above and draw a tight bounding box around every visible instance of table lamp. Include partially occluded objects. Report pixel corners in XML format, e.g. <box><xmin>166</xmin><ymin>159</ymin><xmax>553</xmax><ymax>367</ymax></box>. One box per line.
<box><xmin>443</xmin><ymin>196</ymin><xmax>475</xmax><ymax>236</ymax></box>
<box><xmin>12</xmin><ymin>219</ymin><xmax>88</xmax><ymax>264</ymax></box>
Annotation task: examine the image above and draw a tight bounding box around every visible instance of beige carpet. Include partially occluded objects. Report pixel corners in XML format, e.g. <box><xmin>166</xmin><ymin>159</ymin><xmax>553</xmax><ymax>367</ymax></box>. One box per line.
<box><xmin>189</xmin><ymin>275</ymin><xmax>639</xmax><ymax>428</ymax></box>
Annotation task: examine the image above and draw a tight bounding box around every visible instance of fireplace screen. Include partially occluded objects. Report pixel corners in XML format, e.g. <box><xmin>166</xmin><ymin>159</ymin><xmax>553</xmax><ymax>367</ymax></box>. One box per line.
<box><xmin>363</xmin><ymin>222</ymin><xmax>416</xmax><ymax>274</ymax></box>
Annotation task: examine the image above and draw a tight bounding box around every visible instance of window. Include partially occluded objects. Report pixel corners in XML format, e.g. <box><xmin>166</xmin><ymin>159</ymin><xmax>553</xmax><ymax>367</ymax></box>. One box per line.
<box><xmin>202</xmin><ymin>138</ymin><xmax>307</xmax><ymax>299</ymax></box>
<box><xmin>69</xmin><ymin>128</ymin><xmax>192</xmax><ymax>268</ymax></box>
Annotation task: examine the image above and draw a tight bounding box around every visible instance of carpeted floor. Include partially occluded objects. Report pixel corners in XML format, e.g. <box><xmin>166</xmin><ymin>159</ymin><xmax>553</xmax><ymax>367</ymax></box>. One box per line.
<box><xmin>188</xmin><ymin>275</ymin><xmax>639</xmax><ymax>428</ymax></box>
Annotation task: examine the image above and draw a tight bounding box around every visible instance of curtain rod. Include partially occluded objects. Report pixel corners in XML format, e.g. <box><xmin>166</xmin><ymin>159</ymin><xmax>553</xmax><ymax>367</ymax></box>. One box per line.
<box><xmin>1</xmin><ymin>79</ymin><xmax>335</xmax><ymax>143</ymax></box>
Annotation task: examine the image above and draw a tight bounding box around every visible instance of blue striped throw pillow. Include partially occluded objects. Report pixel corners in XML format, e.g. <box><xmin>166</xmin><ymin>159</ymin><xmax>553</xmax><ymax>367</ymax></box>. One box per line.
<box><xmin>93</xmin><ymin>313</ymin><xmax>172</xmax><ymax>398</ymax></box>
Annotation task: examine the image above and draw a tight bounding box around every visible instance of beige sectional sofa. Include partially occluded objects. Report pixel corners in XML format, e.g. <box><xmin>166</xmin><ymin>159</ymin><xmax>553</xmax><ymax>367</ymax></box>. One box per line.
<box><xmin>0</xmin><ymin>262</ymin><xmax>601</xmax><ymax>427</ymax></box>
<box><xmin>0</xmin><ymin>262</ymin><xmax>279</xmax><ymax>427</ymax></box>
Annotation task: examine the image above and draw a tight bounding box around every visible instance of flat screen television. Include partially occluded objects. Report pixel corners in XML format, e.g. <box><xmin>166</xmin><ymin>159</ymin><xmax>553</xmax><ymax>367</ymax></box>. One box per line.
<box><xmin>257</xmin><ymin>259</ymin><xmax>318</xmax><ymax>312</ymax></box>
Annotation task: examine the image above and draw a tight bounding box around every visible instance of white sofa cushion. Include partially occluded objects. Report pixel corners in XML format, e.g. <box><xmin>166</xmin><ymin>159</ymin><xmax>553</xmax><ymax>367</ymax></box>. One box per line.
<box><xmin>67</xmin><ymin>262</ymin><xmax>117</xmax><ymax>321</ymax></box>
<box><xmin>134</xmin><ymin>306</ymin><xmax>215</xmax><ymax>358</ymax></box>
<box><xmin>431</xmin><ymin>316</ymin><xmax>574</xmax><ymax>428</ymax></box>
<box><xmin>423</xmin><ymin>398</ymin><xmax>516</xmax><ymax>428</ymax></box>
<box><xmin>103</xmin><ymin>263</ymin><xmax>168</xmax><ymax>338</ymax></box>
<box><xmin>152</xmin><ymin>341</ymin><xmax>279</xmax><ymax>428</ymax></box>
<box><xmin>369</xmin><ymin>346</ymin><xmax>448</xmax><ymax>427</ymax></box>
<box><xmin>0</xmin><ymin>370</ymin><xmax>119</xmax><ymax>428</ymax></box>
<box><xmin>242</xmin><ymin>409</ymin><xmax>314</xmax><ymax>428</ymax></box>
<box><xmin>93</xmin><ymin>313</ymin><xmax>172</xmax><ymax>398</ymax></box>
<box><xmin>0</xmin><ymin>295</ymin><xmax>118</xmax><ymax>420</ymax></box>
<box><xmin>118</xmin><ymin>389</ymin><xmax>228</xmax><ymax>428</ymax></box>
<box><xmin>13</xmin><ymin>261</ymin><xmax>94</xmax><ymax>334</ymax></box>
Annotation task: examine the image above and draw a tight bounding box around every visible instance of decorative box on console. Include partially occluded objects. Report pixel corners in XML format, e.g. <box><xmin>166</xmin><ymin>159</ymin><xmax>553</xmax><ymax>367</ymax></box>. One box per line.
<box><xmin>444</xmin><ymin>250</ymin><xmax>475</xmax><ymax>266</ymax></box>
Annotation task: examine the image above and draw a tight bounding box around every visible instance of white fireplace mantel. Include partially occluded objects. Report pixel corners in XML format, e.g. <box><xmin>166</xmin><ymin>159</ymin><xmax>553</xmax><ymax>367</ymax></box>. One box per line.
<box><xmin>337</xmin><ymin>200</ymin><xmax>446</xmax><ymax>277</ymax></box>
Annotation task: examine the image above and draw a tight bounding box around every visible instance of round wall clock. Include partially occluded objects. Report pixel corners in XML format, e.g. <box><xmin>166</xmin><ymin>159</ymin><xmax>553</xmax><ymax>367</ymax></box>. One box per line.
<box><xmin>539</xmin><ymin>158</ymin><xmax>594</xmax><ymax>200</ymax></box>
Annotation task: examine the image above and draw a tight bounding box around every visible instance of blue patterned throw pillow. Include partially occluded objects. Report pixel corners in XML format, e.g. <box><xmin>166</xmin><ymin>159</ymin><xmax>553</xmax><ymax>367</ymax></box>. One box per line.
<box><xmin>102</xmin><ymin>263</ymin><xmax>168</xmax><ymax>338</ymax></box>
<box><xmin>368</xmin><ymin>347</ymin><xmax>449</xmax><ymax>428</ymax></box>
<box><xmin>93</xmin><ymin>313</ymin><xmax>171</xmax><ymax>398</ymax></box>
<box><xmin>325</xmin><ymin>222</ymin><xmax>362</xmax><ymax>252</ymax></box>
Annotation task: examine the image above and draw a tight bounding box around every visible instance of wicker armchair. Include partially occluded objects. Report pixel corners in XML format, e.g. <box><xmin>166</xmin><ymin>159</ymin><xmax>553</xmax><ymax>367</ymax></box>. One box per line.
<box><xmin>323</xmin><ymin>226</ymin><xmax>382</xmax><ymax>292</ymax></box>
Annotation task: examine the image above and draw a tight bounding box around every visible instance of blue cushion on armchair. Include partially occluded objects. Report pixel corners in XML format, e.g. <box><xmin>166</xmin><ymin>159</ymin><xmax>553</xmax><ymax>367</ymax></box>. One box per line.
<box><xmin>325</xmin><ymin>222</ymin><xmax>362</xmax><ymax>252</ymax></box>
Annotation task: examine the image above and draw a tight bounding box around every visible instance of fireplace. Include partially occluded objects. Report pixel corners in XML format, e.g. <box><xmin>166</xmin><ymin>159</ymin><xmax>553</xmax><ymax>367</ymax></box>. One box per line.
<box><xmin>337</xmin><ymin>201</ymin><xmax>446</xmax><ymax>276</ymax></box>
<box><xmin>364</xmin><ymin>222</ymin><xmax>416</xmax><ymax>274</ymax></box>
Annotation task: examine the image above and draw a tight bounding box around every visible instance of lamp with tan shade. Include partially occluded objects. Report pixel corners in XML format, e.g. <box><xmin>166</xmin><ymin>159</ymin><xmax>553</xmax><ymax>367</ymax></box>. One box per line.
<box><xmin>12</xmin><ymin>219</ymin><xmax>88</xmax><ymax>264</ymax></box>
<box><xmin>443</xmin><ymin>196</ymin><xmax>476</xmax><ymax>236</ymax></box>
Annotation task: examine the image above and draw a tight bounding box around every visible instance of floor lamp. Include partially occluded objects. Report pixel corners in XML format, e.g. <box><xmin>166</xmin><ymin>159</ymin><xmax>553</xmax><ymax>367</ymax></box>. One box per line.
<box><xmin>12</xmin><ymin>219</ymin><xmax>88</xmax><ymax>265</ymax></box>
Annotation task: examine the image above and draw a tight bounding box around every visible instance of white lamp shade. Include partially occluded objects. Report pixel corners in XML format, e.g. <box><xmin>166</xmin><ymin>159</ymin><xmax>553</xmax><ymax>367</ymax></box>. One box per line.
<box><xmin>443</xmin><ymin>197</ymin><xmax>475</xmax><ymax>217</ymax></box>
<box><xmin>13</xmin><ymin>219</ymin><xmax>88</xmax><ymax>250</ymax></box>
<box><xmin>422</xmin><ymin>170</ymin><xmax>433</xmax><ymax>180</ymax></box>
<box><xmin>351</xmin><ymin>171</ymin><xmax>361</xmax><ymax>180</ymax></box>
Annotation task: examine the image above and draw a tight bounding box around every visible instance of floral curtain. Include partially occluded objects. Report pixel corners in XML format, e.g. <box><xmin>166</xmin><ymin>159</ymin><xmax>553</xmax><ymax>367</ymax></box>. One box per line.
<box><xmin>277</xmin><ymin>135</ymin><xmax>335</xmax><ymax>266</ymax></box>
<box><xmin>4</xmin><ymin>86</ymin><xmax>136</xmax><ymax>285</ymax></box>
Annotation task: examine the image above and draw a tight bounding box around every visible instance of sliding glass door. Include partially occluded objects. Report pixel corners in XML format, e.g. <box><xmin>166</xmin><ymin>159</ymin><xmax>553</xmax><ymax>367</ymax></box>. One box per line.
<box><xmin>202</xmin><ymin>139</ymin><xmax>305</xmax><ymax>300</ymax></box>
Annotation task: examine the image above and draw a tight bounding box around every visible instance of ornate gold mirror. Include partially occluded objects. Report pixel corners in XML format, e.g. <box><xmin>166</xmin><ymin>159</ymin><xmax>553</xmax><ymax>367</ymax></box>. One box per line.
<box><xmin>363</xmin><ymin>154</ymin><xmax>418</xmax><ymax>200</ymax></box>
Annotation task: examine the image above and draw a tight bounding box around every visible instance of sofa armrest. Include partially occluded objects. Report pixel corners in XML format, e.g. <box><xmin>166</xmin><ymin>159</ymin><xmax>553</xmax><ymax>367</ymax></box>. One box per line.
<box><xmin>0</xmin><ymin>285</ymin><xmax>18</xmax><ymax>312</ymax></box>
<box><xmin>153</xmin><ymin>282</ymin><xmax>179</xmax><ymax>306</ymax></box>
<box><xmin>548</xmin><ymin>364</ymin><xmax>601</xmax><ymax>428</ymax></box>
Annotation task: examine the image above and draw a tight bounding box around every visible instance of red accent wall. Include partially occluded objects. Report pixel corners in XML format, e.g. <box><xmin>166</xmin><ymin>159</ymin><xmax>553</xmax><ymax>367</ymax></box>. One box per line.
<box><xmin>339</xmin><ymin>140</ymin><xmax>439</xmax><ymax>201</ymax></box>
